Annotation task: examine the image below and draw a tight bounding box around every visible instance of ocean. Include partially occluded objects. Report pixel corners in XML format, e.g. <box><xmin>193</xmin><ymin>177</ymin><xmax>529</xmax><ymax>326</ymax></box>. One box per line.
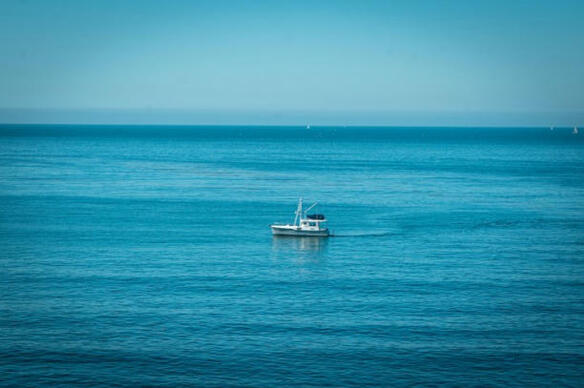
<box><xmin>1</xmin><ymin>125</ymin><xmax>583</xmax><ymax>386</ymax></box>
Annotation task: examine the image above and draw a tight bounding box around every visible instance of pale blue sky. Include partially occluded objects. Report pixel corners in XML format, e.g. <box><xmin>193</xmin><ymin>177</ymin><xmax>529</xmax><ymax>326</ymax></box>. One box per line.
<box><xmin>1</xmin><ymin>0</ymin><xmax>583</xmax><ymax>125</ymax></box>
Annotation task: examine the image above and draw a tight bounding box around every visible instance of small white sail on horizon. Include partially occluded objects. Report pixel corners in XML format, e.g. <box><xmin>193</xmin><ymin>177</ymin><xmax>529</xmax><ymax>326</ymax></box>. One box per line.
<box><xmin>573</xmin><ymin>127</ymin><xmax>579</xmax><ymax>135</ymax></box>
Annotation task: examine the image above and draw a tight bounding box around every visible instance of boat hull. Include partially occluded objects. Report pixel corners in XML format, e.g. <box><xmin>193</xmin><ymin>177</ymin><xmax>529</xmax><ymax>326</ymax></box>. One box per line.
<box><xmin>271</xmin><ymin>225</ymin><xmax>329</xmax><ymax>237</ymax></box>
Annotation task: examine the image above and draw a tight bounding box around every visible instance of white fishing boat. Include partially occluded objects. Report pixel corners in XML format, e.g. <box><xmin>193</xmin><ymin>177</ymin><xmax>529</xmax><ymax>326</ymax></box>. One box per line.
<box><xmin>573</xmin><ymin>127</ymin><xmax>579</xmax><ymax>135</ymax></box>
<box><xmin>271</xmin><ymin>199</ymin><xmax>330</xmax><ymax>237</ymax></box>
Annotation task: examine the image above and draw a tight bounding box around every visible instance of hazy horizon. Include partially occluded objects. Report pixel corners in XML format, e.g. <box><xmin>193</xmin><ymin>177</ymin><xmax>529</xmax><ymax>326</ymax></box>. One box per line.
<box><xmin>1</xmin><ymin>108</ymin><xmax>584</xmax><ymax>127</ymax></box>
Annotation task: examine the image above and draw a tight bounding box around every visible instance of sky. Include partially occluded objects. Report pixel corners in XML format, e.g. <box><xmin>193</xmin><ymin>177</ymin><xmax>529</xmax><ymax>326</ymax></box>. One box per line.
<box><xmin>0</xmin><ymin>0</ymin><xmax>583</xmax><ymax>125</ymax></box>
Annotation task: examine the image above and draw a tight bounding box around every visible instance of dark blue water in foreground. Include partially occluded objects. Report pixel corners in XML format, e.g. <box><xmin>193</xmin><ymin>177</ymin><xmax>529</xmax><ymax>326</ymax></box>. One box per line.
<box><xmin>1</xmin><ymin>125</ymin><xmax>583</xmax><ymax>386</ymax></box>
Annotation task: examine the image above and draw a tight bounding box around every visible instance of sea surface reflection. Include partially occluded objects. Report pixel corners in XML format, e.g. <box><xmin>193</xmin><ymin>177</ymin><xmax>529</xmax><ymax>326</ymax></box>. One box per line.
<box><xmin>271</xmin><ymin>235</ymin><xmax>328</xmax><ymax>251</ymax></box>
<box><xmin>271</xmin><ymin>236</ymin><xmax>329</xmax><ymax>264</ymax></box>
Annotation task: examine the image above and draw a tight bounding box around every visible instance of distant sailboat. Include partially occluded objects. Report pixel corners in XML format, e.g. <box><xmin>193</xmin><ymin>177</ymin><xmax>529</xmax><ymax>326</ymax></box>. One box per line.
<box><xmin>550</xmin><ymin>126</ymin><xmax>554</xmax><ymax>131</ymax></box>
<box><xmin>573</xmin><ymin>127</ymin><xmax>579</xmax><ymax>135</ymax></box>
<box><xmin>306</xmin><ymin>124</ymin><xmax>311</xmax><ymax>130</ymax></box>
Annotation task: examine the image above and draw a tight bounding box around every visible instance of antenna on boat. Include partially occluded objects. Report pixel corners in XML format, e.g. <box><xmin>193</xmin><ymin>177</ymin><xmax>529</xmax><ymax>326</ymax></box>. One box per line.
<box><xmin>303</xmin><ymin>201</ymin><xmax>319</xmax><ymax>216</ymax></box>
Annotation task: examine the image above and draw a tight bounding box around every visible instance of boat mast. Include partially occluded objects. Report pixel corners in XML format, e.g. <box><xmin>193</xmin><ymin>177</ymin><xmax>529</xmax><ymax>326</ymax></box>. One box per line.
<box><xmin>294</xmin><ymin>198</ymin><xmax>302</xmax><ymax>226</ymax></box>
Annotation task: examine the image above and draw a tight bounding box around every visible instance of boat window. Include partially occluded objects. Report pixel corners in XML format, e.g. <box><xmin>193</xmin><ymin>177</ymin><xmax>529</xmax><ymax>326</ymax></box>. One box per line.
<box><xmin>309</xmin><ymin>222</ymin><xmax>316</xmax><ymax>227</ymax></box>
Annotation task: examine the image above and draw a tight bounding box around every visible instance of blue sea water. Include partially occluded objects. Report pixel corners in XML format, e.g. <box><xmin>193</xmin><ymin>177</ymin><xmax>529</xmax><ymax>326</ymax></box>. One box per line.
<box><xmin>1</xmin><ymin>125</ymin><xmax>583</xmax><ymax>387</ymax></box>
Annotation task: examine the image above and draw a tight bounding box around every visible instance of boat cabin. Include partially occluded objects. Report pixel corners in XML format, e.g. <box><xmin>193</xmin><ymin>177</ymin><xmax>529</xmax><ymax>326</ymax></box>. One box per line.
<box><xmin>300</xmin><ymin>214</ymin><xmax>327</xmax><ymax>230</ymax></box>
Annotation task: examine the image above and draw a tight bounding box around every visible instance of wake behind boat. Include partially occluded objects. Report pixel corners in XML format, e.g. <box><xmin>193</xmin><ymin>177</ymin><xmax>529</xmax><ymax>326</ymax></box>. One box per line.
<box><xmin>271</xmin><ymin>199</ymin><xmax>330</xmax><ymax>237</ymax></box>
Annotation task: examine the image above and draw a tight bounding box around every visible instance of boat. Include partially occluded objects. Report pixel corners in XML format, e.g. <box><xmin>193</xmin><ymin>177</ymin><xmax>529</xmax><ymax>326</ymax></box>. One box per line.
<box><xmin>270</xmin><ymin>199</ymin><xmax>330</xmax><ymax>237</ymax></box>
<box><xmin>573</xmin><ymin>127</ymin><xmax>579</xmax><ymax>135</ymax></box>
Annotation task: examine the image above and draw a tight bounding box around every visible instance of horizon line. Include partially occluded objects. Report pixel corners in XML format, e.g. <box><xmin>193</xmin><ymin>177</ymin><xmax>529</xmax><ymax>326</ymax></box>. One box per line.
<box><xmin>0</xmin><ymin>122</ymin><xmax>581</xmax><ymax>129</ymax></box>
<box><xmin>1</xmin><ymin>108</ymin><xmax>583</xmax><ymax>127</ymax></box>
